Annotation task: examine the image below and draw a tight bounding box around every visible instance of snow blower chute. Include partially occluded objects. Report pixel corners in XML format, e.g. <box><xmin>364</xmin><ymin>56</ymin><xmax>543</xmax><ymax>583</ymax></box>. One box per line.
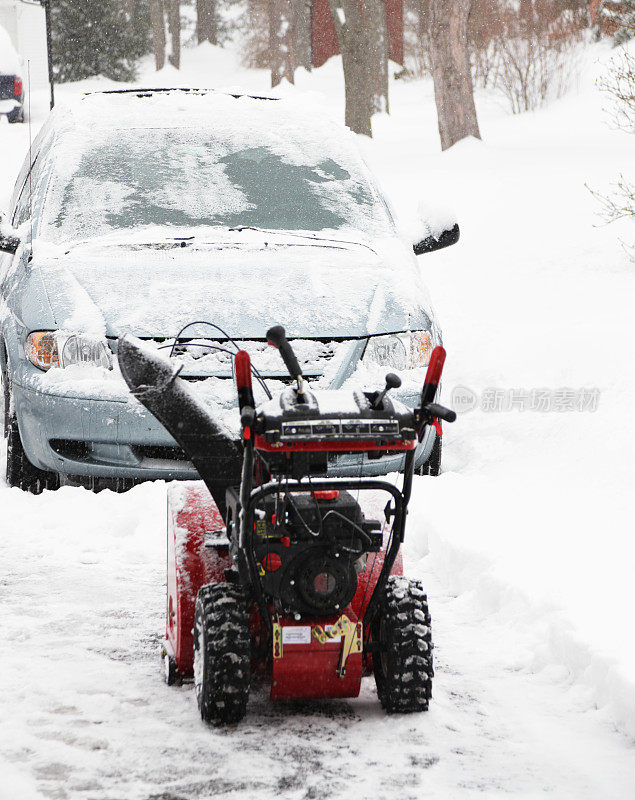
<box><xmin>117</xmin><ymin>326</ymin><xmax>455</xmax><ymax>724</ymax></box>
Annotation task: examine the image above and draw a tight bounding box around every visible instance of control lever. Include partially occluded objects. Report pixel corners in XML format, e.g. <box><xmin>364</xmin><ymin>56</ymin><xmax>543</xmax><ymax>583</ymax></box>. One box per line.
<box><xmin>372</xmin><ymin>372</ymin><xmax>401</xmax><ymax>409</ymax></box>
<box><xmin>266</xmin><ymin>324</ymin><xmax>306</xmax><ymax>402</ymax></box>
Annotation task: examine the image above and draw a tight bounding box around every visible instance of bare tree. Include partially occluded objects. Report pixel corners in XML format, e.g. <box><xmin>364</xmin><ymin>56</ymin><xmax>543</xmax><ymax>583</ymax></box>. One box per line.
<box><xmin>428</xmin><ymin>0</ymin><xmax>481</xmax><ymax>150</ymax></box>
<box><xmin>294</xmin><ymin>0</ymin><xmax>312</xmax><ymax>71</ymax></box>
<box><xmin>166</xmin><ymin>0</ymin><xmax>181</xmax><ymax>69</ymax></box>
<box><xmin>270</xmin><ymin>0</ymin><xmax>295</xmax><ymax>86</ymax></box>
<box><xmin>150</xmin><ymin>0</ymin><xmax>167</xmax><ymax>70</ymax></box>
<box><xmin>197</xmin><ymin>0</ymin><xmax>217</xmax><ymax>45</ymax></box>
<box><xmin>367</xmin><ymin>0</ymin><xmax>390</xmax><ymax>112</ymax></box>
<box><xmin>328</xmin><ymin>0</ymin><xmax>373</xmax><ymax>136</ymax></box>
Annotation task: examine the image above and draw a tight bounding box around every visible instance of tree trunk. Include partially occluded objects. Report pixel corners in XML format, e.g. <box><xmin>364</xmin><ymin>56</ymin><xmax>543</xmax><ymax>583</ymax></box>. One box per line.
<box><xmin>328</xmin><ymin>0</ymin><xmax>373</xmax><ymax>136</ymax></box>
<box><xmin>367</xmin><ymin>0</ymin><xmax>389</xmax><ymax>113</ymax></box>
<box><xmin>429</xmin><ymin>0</ymin><xmax>481</xmax><ymax>150</ymax></box>
<box><xmin>197</xmin><ymin>0</ymin><xmax>217</xmax><ymax>45</ymax></box>
<box><xmin>294</xmin><ymin>0</ymin><xmax>312</xmax><ymax>71</ymax></box>
<box><xmin>150</xmin><ymin>0</ymin><xmax>166</xmax><ymax>71</ymax></box>
<box><xmin>167</xmin><ymin>0</ymin><xmax>181</xmax><ymax>69</ymax></box>
<box><xmin>270</xmin><ymin>0</ymin><xmax>295</xmax><ymax>87</ymax></box>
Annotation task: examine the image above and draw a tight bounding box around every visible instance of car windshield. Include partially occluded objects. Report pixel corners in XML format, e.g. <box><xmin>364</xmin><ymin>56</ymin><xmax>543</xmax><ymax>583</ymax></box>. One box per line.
<box><xmin>40</xmin><ymin>122</ymin><xmax>394</xmax><ymax>244</ymax></box>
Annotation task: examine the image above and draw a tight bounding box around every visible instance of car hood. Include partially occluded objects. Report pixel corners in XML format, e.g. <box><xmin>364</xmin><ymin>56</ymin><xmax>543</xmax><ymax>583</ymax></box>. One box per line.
<box><xmin>33</xmin><ymin>232</ymin><xmax>434</xmax><ymax>339</ymax></box>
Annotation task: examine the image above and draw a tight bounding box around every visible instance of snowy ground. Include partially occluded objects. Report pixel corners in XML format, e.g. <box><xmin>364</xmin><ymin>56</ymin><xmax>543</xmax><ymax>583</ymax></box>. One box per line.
<box><xmin>1</xmin><ymin>41</ymin><xmax>634</xmax><ymax>800</ymax></box>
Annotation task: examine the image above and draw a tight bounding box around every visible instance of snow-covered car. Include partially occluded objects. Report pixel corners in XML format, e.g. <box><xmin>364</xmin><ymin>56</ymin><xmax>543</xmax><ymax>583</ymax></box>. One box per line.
<box><xmin>0</xmin><ymin>88</ymin><xmax>459</xmax><ymax>492</ymax></box>
<box><xmin>0</xmin><ymin>25</ymin><xmax>24</xmax><ymax>123</ymax></box>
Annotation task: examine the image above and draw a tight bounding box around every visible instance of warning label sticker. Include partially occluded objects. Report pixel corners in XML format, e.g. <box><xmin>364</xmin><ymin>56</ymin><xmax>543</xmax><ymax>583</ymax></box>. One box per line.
<box><xmin>282</xmin><ymin>626</ymin><xmax>312</xmax><ymax>645</ymax></box>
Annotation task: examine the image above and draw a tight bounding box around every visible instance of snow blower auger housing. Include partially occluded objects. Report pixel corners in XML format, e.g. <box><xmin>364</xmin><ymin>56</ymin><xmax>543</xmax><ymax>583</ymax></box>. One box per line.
<box><xmin>117</xmin><ymin>325</ymin><xmax>456</xmax><ymax>724</ymax></box>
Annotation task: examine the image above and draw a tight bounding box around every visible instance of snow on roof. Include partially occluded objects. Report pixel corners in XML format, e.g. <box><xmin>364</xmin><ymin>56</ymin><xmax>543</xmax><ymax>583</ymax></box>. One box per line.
<box><xmin>0</xmin><ymin>24</ymin><xmax>21</xmax><ymax>74</ymax></box>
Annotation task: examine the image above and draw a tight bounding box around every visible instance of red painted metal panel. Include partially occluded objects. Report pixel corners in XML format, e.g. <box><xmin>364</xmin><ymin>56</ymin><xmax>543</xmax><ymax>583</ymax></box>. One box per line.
<box><xmin>254</xmin><ymin>434</ymin><xmax>416</xmax><ymax>454</ymax></box>
<box><xmin>312</xmin><ymin>0</ymin><xmax>404</xmax><ymax>69</ymax></box>
<box><xmin>271</xmin><ymin>610</ymin><xmax>363</xmax><ymax>700</ymax></box>
<box><xmin>165</xmin><ymin>482</ymin><xmax>231</xmax><ymax>677</ymax></box>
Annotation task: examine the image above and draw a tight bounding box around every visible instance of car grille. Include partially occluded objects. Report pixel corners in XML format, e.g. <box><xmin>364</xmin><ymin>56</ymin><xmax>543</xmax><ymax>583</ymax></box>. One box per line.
<box><xmin>131</xmin><ymin>444</ymin><xmax>191</xmax><ymax>462</ymax></box>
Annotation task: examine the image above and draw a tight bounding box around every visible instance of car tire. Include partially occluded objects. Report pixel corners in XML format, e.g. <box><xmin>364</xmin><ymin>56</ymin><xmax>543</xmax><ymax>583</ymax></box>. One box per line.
<box><xmin>6</xmin><ymin>414</ymin><xmax>60</xmax><ymax>493</ymax></box>
<box><xmin>0</xmin><ymin>354</ymin><xmax>9</xmax><ymax>439</ymax></box>
<box><xmin>7</xmin><ymin>107</ymin><xmax>24</xmax><ymax>124</ymax></box>
<box><xmin>416</xmin><ymin>433</ymin><xmax>442</xmax><ymax>476</ymax></box>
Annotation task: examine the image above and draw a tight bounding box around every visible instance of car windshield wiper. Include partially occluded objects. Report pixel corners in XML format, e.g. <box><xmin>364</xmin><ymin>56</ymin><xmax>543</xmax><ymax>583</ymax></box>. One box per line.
<box><xmin>225</xmin><ymin>226</ymin><xmax>376</xmax><ymax>250</ymax></box>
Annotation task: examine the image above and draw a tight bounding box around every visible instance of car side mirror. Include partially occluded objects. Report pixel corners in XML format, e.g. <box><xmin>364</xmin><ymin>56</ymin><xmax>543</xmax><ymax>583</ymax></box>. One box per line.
<box><xmin>413</xmin><ymin>223</ymin><xmax>460</xmax><ymax>255</ymax></box>
<box><xmin>0</xmin><ymin>233</ymin><xmax>20</xmax><ymax>255</ymax></box>
<box><xmin>0</xmin><ymin>213</ymin><xmax>20</xmax><ymax>254</ymax></box>
<box><xmin>409</xmin><ymin>200</ymin><xmax>460</xmax><ymax>256</ymax></box>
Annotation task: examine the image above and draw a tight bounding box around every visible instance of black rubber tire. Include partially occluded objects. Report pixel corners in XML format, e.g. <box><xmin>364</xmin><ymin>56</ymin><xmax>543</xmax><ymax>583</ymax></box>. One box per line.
<box><xmin>6</xmin><ymin>415</ymin><xmax>60</xmax><ymax>493</ymax></box>
<box><xmin>7</xmin><ymin>107</ymin><xmax>24</xmax><ymax>124</ymax></box>
<box><xmin>372</xmin><ymin>576</ymin><xmax>434</xmax><ymax>714</ymax></box>
<box><xmin>163</xmin><ymin>651</ymin><xmax>179</xmax><ymax>686</ymax></box>
<box><xmin>416</xmin><ymin>434</ymin><xmax>442</xmax><ymax>476</ymax></box>
<box><xmin>0</xmin><ymin>352</ymin><xmax>9</xmax><ymax>439</ymax></box>
<box><xmin>193</xmin><ymin>582</ymin><xmax>251</xmax><ymax>725</ymax></box>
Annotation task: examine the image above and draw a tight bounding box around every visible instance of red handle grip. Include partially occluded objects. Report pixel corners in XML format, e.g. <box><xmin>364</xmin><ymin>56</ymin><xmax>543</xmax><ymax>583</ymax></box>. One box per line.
<box><xmin>235</xmin><ymin>349</ymin><xmax>255</xmax><ymax>411</ymax></box>
<box><xmin>420</xmin><ymin>346</ymin><xmax>446</xmax><ymax>407</ymax></box>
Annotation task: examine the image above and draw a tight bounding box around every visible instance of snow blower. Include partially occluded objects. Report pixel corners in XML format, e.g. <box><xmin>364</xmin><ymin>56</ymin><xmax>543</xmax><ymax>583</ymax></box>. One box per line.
<box><xmin>117</xmin><ymin>325</ymin><xmax>455</xmax><ymax>724</ymax></box>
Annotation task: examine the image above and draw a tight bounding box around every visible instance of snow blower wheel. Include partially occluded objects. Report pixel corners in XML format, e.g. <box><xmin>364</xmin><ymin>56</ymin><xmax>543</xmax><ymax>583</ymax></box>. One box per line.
<box><xmin>373</xmin><ymin>576</ymin><xmax>434</xmax><ymax>713</ymax></box>
<box><xmin>193</xmin><ymin>583</ymin><xmax>251</xmax><ymax>725</ymax></box>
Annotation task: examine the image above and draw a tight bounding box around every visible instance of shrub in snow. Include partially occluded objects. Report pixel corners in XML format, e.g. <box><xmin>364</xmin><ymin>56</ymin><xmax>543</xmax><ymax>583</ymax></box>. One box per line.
<box><xmin>590</xmin><ymin>32</ymin><xmax>635</xmax><ymax>256</ymax></box>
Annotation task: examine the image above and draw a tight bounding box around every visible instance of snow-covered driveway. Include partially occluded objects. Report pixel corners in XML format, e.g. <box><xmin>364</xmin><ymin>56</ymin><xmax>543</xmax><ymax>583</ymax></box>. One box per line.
<box><xmin>2</xmin><ymin>484</ymin><xmax>634</xmax><ymax>800</ymax></box>
<box><xmin>1</xmin><ymin>42</ymin><xmax>634</xmax><ymax>799</ymax></box>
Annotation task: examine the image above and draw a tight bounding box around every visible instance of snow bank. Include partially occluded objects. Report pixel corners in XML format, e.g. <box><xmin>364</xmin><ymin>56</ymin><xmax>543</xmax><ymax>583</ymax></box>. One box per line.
<box><xmin>407</xmin><ymin>475</ymin><xmax>635</xmax><ymax>739</ymax></box>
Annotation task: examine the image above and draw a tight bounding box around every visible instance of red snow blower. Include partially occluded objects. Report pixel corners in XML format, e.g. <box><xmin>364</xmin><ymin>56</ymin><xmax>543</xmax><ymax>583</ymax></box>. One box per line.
<box><xmin>117</xmin><ymin>325</ymin><xmax>455</xmax><ymax>724</ymax></box>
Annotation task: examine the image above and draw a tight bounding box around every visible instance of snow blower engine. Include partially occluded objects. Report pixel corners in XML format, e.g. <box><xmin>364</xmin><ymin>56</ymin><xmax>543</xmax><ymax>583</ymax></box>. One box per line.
<box><xmin>117</xmin><ymin>325</ymin><xmax>455</xmax><ymax>725</ymax></box>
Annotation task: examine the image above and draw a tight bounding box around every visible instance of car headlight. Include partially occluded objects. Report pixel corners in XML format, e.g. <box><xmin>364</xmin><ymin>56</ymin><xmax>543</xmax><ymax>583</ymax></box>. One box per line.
<box><xmin>363</xmin><ymin>331</ymin><xmax>434</xmax><ymax>370</ymax></box>
<box><xmin>26</xmin><ymin>331</ymin><xmax>112</xmax><ymax>371</ymax></box>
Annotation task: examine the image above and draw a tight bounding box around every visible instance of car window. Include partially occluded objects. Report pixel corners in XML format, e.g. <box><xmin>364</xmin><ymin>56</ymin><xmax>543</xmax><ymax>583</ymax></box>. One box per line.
<box><xmin>40</xmin><ymin>127</ymin><xmax>395</xmax><ymax>244</ymax></box>
<box><xmin>11</xmin><ymin>131</ymin><xmax>54</xmax><ymax>231</ymax></box>
<box><xmin>12</xmin><ymin>177</ymin><xmax>32</xmax><ymax>229</ymax></box>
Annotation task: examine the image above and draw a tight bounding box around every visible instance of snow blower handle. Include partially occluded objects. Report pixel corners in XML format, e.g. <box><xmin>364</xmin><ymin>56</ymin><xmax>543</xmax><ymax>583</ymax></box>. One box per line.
<box><xmin>266</xmin><ymin>325</ymin><xmax>306</xmax><ymax>401</ymax></box>
<box><xmin>235</xmin><ymin>349</ymin><xmax>255</xmax><ymax>412</ymax></box>
<box><xmin>420</xmin><ymin>345</ymin><xmax>447</xmax><ymax>407</ymax></box>
<box><xmin>423</xmin><ymin>402</ymin><xmax>456</xmax><ymax>423</ymax></box>
<box><xmin>418</xmin><ymin>345</ymin><xmax>456</xmax><ymax>437</ymax></box>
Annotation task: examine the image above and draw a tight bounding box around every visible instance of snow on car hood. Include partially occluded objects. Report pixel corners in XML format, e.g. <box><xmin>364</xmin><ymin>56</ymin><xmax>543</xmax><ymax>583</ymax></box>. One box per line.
<box><xmin>34</xmin><ymin>230</ymin><xmax>434</xmax><ymax>339</ymax></box>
